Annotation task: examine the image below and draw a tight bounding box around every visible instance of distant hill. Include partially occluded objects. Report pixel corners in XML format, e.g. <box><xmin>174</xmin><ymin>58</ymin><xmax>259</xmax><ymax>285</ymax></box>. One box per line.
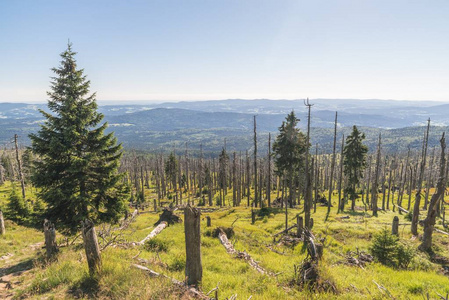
<box><xmin>0</xmin><ymin>99</ymin><xmax>448</xmax><ymax>154</ymax></box>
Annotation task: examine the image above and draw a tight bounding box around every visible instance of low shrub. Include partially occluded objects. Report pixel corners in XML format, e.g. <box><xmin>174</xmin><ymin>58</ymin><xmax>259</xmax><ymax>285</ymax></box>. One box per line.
<box><xmin>369</xmin><ymin>228</ymin><xmax>414</xmax><ymax>269</ymax></box>
<box><xmin>144</xmin><ymin>238</ymin><xmax>170</xmax><ymax>252</ymax></box>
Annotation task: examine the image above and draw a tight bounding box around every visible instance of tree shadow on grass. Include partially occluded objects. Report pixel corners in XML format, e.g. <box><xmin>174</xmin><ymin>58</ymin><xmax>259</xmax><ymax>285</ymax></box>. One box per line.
<box><xmin>68</xmin><ymin>274</ymin><xmax>100</xmax><ymax>299</ymax></box>
<box><xmin>0</xmin><ymin>258</ymin><xmax>34</xmax><ymax>277</ymax></box>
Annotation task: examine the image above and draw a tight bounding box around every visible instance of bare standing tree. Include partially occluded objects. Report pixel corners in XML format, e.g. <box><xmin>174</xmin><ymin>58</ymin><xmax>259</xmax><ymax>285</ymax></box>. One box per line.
<box><xmin>412</xmin><ymin>118</ymin><xmax>431</xmax><ymax>236</ymax></box>
<box><xmin>419</xmin><ymin>132</ymin><xmax>446</xmax><ymax>252</ymax></box>
<box><xmin>326</xmin><ymin>112</ymin><xmax>337</xmax><ymax>220</ymax></box>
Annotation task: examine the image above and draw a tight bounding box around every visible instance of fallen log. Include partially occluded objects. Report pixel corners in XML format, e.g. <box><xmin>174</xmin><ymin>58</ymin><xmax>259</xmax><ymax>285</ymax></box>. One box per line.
<box><xmin>132</xmin><ymin>264</ymin><xmax>208</xmax><ymax>299</ymax></box>
<box><xmin>138</xmin><ymin>222</ymin><xmax>168</xmax><ymax>245</ymax></box>
<box><xmin>396</xmin><ymin>205</ymin><xmax>409</xmax><ymax>214</ymax></box>
<box><xmin>273</xmin><ymin>225</ymin><xmax>296</xmax><ymax>237</ymax></box>
<box><xmin>217</xmin><ymin>228</ymin><xmax>274</xmax><ymax>276</ymax></box>
<box><xmin>127</xmin><ymin>221</ymin><xmax>168</xmax><ymax>247</ymax></box>
<box><xmin>435</xmin><ymin>228</ymin><xmax>449</xmax><ymax>236</ymax></box>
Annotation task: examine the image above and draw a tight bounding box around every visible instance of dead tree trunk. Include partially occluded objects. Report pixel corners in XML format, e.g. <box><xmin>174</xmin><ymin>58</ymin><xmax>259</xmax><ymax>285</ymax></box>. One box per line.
<box><xmin>43</xmin><ymin>219</ymin><xmax>58</xmax><ymax>259</ymax></box>
<box><xmin>82</xmin><ymin>219</ymin><xmax>102</xmax><ymax>275</ymax></box>
<box><xmin>419</xmin><ymin>133</ymin><xmax>446</xmax><ymax>252</ymax></box>
<box><xmin>253</xmin><ymin>115</ymin><xmax>258</xmax><ymax>207</ymax></box>
<box><xmin>304</xmin><ymin>99</ymin><xmax>313</xmax><ymax>228</ymax></box>
<box><xmin>0</xmin><ymin>210</ymin><xmax>5</xmax><ymax>235</ymax></box>
<box><xmin>137</xmin><ymin>222</ymin><xmax>168</xmax><ymax>246</ymax></box>
<box><xmin>338</xmin><ymin>134</ymin><xmax>345</xmax><ymax>213</ymax></box>
<box><xmin>372</xmin><ymin>134</ymin><xmax>382</xmax><ymax>217</ymax></box>
<box><xmin>327</xmin><ymin>112</ymin><xmax>338</xmax><ymax>219</ymax></box>
<box><xmin>267</xmin><ymin>133</ymin><xmax>272</xmax><ymax>206</ymax></box>
<box><xmin>392</xmin><ymin>216</ymin><xmax>399</xmax><ymax>236</ymax></box>
<box><xmin>412</xmin><ymin>119</ymin><xmax>431</xmax><ymax>236</ymax></box>
<box><xmin>184</xmin><ymin>206</ymin><xmax>202</xmax><ymax>287</ymax></box>
<box><xmin>14</xmin><ymin>134</ymin><xmax>26</xmax><ymax>199</ymax></box>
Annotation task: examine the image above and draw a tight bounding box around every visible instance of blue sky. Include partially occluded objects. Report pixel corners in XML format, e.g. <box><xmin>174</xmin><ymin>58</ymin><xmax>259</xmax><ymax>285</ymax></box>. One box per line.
<box><xmin>1</xmin><ymin>0</ymin><xmax>449</xmax><ymax>102</ymax></box>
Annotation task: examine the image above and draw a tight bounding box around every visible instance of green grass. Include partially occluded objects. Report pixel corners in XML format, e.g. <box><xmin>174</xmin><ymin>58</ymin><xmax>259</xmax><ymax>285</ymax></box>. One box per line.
<box><xmin>1</xmin><ymin>183</ymin><xmax>449</xmax><ymax>299</ymax></box>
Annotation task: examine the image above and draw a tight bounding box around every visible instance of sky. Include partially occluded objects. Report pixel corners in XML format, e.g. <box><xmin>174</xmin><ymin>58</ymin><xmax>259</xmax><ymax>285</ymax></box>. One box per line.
<box><xmin>1</xmin><ymin>0</ymin><xmax>449</xmax><ymax>103</ymax></box>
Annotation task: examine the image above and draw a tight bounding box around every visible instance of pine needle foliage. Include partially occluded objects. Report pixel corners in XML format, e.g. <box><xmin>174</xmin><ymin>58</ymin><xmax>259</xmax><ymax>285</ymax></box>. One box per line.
<box><xmin>29</xmin><ymin>43</ymin><xmax>129</xmax><ymax>234</ymax></box>
<box><xmin>343</xmin><ymin>125</ymin><xmax>368</xmax><ymax>203</ymax></box>
<box><xmin>272</xmin><ymin>111</ymin><xmax>307</xmax><ymax>179</ymax></box>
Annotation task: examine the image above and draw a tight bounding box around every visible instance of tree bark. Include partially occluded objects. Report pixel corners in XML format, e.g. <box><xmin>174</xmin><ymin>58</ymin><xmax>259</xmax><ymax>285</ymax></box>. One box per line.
<box><xmin>43</xmin><ymin>219</ymin><xmax>58</xmax><ymax>259</ymax></box>
<box><xmin>253</xmin><ymin>115</ymin><xmax>258</xmax><ymax>207</ymax></box>
<box><xmin>184</xmin><ymin>206</ymin><xmax>202</xmax><ymax>287</ymax></box>
<box><xmin>327</xmin><ymin>112</ymin><xmax>338</xmax><ymax>219</ymax></box>
<box><xmin>14</xmin><ymin>134</ymin><xmax>26</xmax><ymax>199</ymax></box>
<box><xmin>82</xmin><ymin>219</ymin><xmax>102</xmax><ymax>275</ymax></box>
<box><xmin>412</xmin><ymin>119</ymin><xmax>430</xmax><ymax>236</ymax></box>
<box><xmin>392</xmin><ymin>216</ymin><xmax>399</xmax><ymax>236</ymax></box>
<box><xmin>0</xmin><ymin>210</ymin><xmax>5</xmax><ymax>235</ymax></box>
<box><xmin>419</xmin><ymin>133</ymin><xmax>446</xmax><ymax>252</ymax></box>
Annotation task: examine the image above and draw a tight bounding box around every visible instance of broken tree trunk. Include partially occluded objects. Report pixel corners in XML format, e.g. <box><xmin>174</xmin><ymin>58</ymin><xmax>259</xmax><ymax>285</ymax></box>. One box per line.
<box><xmin>184</xmin><ymin>206</ymin><xmax>202</xmax><ymax>287</ymax></box>
<box><xmin>43</xmin><ymin>219</ymin><xmax>58</xmax><ymax>259</ymax></box>
<box><xmin>0</xmin><ymin>210</ymin><xmax>5</xmax><ymax>235</ymax></box>
<box><xmin>392</xmin><ymin>216</ymin><xmax>399</xmax><ymax>236</ymax></box>
<box><xmin>155</xmin><ymin>208</ymin><xmax>182</xmax><ymax>226</ymax></box>
<box><xmin>82</xmin><ymin>219</ymin><xmax>102</xmax><ymax>275</ymax></box>
<box><xmin>137</xmin><ymin>222</ymin><xmax>168</xmax><ymax>246</ymax></box>
<box><xmin>412</xmin><ymin>119</ymin><xmax>430</xmax><ymax>236</ymax></box>
<box><xmin>217</xmin><ymin>228</ymin><xmax>274</xmax><ymax>276</ymax></box>
<box><xmin>297</xmin><ymin>215</ymin><xmax>303</xmax><ymax>238</ymax></box>
<box><xmin>419</xmin><ymin>132</ymin><xmax>446</xmax><ymax>252</ymax></box>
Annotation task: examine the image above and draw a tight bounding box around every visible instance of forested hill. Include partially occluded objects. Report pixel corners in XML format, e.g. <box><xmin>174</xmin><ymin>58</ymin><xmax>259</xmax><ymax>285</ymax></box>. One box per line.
<box><xmin>0</xmin><ymin>99</ymin><xmax>448</xmax><ymax>154</ymax></box>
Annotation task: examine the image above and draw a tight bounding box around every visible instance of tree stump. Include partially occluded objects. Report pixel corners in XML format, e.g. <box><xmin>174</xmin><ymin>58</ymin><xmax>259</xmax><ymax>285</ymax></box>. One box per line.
<box><xmin>155</xmin><ymin>208</ymin><xmax>182</xmax><ymax>226</ymax></box>
<box><xmin>392</xmin><ymin>216</ymin><xmax>399</xmax><ymax>236</ymax></box>
<box><xmin>153</xmin><ymin>199</ymin><xmax>157</xmax><ymax>212</ymax></box>
<box><xmin>206</xmin><ymin>216</ymin><xmax>211</xmax><ymax>227</ymax></box>
<box><xmin>251</xmin><ymin>210</ymin><xmax>256</xmax><ymax>224</ymax></box>
<box><xmin>184</xmin><ymin>206</ymin><xmax>202</xmax><ymax>287</ymax></box>
<box><xmin>0</xmin><ymin>210</ymin><xmax>5</xmax><ymax>235</ymax></box>
<box><xmin>43</xmin><ymin>219</ymin><xmax>58</xmax><ymax>259</ymax></box>
<box><xmin>297</xmin><ymin>215</ymin><xmax>303</xmax><ymax>238</ymax></box>
<box><xmin>316</xmin><ymin>243</ymin><xmax>324</xmax><ymax>260</ymax></box>
<box><xmin>309</xmin><ymin>218</ymin><xmax>314</xmax><ymax>230</ymax></box>
<box><xmin>82</xmin><ymin>219</ymin><xmax>102</xmax><ymax>275</ymax></box>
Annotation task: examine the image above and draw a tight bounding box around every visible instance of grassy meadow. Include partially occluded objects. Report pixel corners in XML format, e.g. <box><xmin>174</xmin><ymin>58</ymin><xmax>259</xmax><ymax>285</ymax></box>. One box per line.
<box><xmin>1</xmin><ymin>182</ymin><xmax>449</xmax><ymax>299</ymax></box>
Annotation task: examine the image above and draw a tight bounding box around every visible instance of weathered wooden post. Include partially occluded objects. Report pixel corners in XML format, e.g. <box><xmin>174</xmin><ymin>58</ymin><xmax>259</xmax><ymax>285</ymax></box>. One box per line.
<box><xmin>206</xmin><ymin>216</ymin><xmax>211</xmax><ymax>227</ymax></box>
<box><xmin>251</xmin><ymin>210</ymin><xmax>256</xmax><ymax>224</ymax></box>
<box><xmin>82</xmin><ymin>219</ymin><xmax>102</xmax><ymax>275</ymax></box>
<box><xmin>0</xmin><ymin>210</ymin><xmax>5</xmax><ymax>235</ymax></box>
<box><xmin>43</xmin><ymin>219</ymin><xmax>58</xmax><ymax>259</ymax></box>
<box><xmin>184</xmin><ymin>206</ymin><xmax>202</xmax><ymax>287</ymax></box>
<box><xmin>392</xmin><ymin>216</ymin><xmax>399</xmax><ymax>236</ymax></box>
<box><xmin>297</xmin><ymin>215</ymin><xmax>303</xmax><ymax>237</ymax></box>
<box><xmin>153</xmin><ymin>199</ymin><xmax>157</xmax><ymax>212</ymax></box>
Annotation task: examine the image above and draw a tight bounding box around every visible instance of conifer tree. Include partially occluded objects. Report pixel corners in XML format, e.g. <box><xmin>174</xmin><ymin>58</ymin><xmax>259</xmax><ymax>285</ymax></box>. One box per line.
<box><xmin>272</xmin><ymin>111</ymin><xmax>307</xmax><ymax>207</ymax></box>
<box><xmin>165</xmin><ymin>152</ymin><xmax>178</xmax><ymax>190</ymax></box>
<box><xmin>29</xmin><ymin>44</ymin><xmax>129</xmax><ymax>234</ymax></box>
<box><xmin>343</xmin><ymin>125</ymin><xmax>368</xmax><ymax>211</ymax></box>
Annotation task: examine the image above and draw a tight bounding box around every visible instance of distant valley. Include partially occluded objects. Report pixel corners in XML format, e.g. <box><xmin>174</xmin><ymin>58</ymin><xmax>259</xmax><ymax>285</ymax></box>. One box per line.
<box><xmin>0</xmin><ymin>99</ymin><xmax>448</xmax><ymax>154</ymax></box>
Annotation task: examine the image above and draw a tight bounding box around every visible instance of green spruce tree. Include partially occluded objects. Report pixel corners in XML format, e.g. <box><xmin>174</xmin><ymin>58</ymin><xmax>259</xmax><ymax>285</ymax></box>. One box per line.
<box><xmin>7</xmin><ymin>185</ymin><xmax>30</xmax><ymax>222</ymax></box>
<box><xmin>343</xmin><ymin>125</ymin><xmax>368</xmax><ymax>211</ymax></box>
<box><xmin>272</xmin><ymin>111</ymin><xmax>307</xmax><ymax>207</ymax></box>
<box><xmin>29</xmin><ymin>43</ymin><xmax>129</xmax><ymax>234</ymax></box>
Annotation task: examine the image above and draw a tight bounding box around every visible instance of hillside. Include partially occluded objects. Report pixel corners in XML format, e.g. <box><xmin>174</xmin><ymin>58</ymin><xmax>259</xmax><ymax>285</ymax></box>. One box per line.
<box><xmin>1</xmin><ymin>99</ymin><xmax>449</xmax><ymax>154</ymax></box>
